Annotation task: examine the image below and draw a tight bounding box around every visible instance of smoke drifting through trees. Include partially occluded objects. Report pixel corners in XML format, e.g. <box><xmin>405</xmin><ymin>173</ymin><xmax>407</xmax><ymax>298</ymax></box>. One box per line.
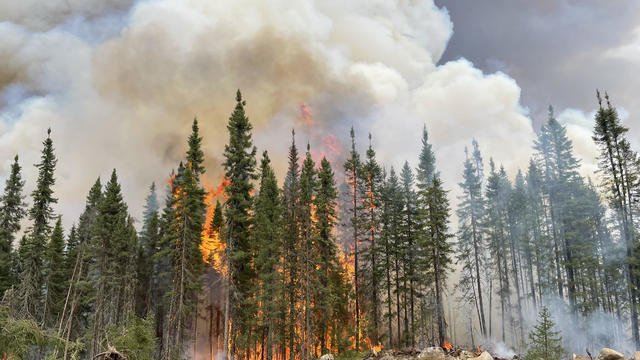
<box><xmin>0</xmin><ymin>89</ymin><xmax>638</xmax><ymax>359</ymax></box>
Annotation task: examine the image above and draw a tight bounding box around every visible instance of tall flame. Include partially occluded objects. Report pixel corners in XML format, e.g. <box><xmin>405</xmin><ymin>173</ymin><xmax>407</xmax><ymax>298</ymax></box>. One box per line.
<box><xmin>200</xmin><ymin>175</ymin><xmax>230</xmax><ymax>274</ymax></box>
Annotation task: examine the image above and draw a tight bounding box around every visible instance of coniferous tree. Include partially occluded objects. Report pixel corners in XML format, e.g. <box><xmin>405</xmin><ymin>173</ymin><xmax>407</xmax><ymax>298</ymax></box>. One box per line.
<box><xmin>137</xmin><ymin>183</ymin><xmax>160</xmax><ymax>317</ymax></box>
<box><xmin>282</xmin><ymin>130</ymin><xmax>301</xmax><ymax>360</ymax></box>
<box><xmin>299</xmin><ymin>144</ymin><xmax>317</xmax><ymax>360</ymax></box>
<box><xmin>0</xmin><ymin>155</ymin><xmax>27</xmax><ymax>295</ymax></box>
<box><xmin>361</xmin><ymin>134</ymin><xmax>383</xmax><ymax>345</ymax></box>
<box><xmin>17</xmin><ymin>128</ymin><xmax>57</xmax><ymax>320</ymax></box>
<box><xmin>89</xmin><ymin>170</ymin><xmax>131</xmax><ymax>357</ymax></box>
<box><xmin>525</xmin><ymin>307</ymin><xmax>566</xmax><ymax>360</ymax></box>
<box><xmin>378</xmin><ymin>168</ymin><xmax>399</xmax><ymax>347</ymax></box>
<box><xmin>253</xmin><ymin>151</ymin><xmax>283</xmax><ymax>360</ymax></box>
<box><xmin>424</xmin><ymin>177</ymin><xmax>453</xmax><ymax>347</ymax></box>
<box><xmin>161</xmin><ymin>119</ymin><xmax>207</xmax><ymax>358</ymax></box>
<box><xmin>484</xmin><ymin>160</ymin><xmax>512</xmax><ymax>343</ymax></box>
<box><xmin>456</xmin><ymin>144</ymin><xmax>487</xmax><ymax>338</ymax></box>
<box><xmin>593</xmin><ymin>91</ymin><xmax>640</xmax><ymax>344</ymax></box>
<box><xmin>399</xmin><ymin>161</ymin><xmax>418</xmax><ymax>346</ymax></box>
<box><xmin>314</xmin><ymin>157</ymin><xmax>339</xmax><ymax>353</ymax></box>
<box><xmin>343</xmin><ymin>126</ymin><xmax>363</xmax><ymax>350</ymax></box>
<box><xmin>43</xmin><ymin>217</ymin><xmax>66</xmax><ymax>326</ymax></box>
<box><xmin>56</xmin><ymin>179</ymin><xmax>103</xmax><ymax>355</ymax></box>
<box><xmin>222</xmin><ymin>90</ymin><xmax>257</xmax><ymax>360</ymax></box>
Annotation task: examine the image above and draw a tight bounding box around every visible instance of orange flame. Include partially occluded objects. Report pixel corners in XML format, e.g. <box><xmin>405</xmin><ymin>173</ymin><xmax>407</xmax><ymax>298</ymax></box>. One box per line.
<box><xmin>200</xmin><ymin>175</ymin><xmax>230</xmax><ymax>274</ymax></box>
<box><xmin>364</xmin><ymin>338</ymin><xmax>383</xmax><ymax>355</ymax></box>
<box><xmin>443</xmin><ymin>340</ymin><xmax>452</xmax><ymax>351</ymax></box>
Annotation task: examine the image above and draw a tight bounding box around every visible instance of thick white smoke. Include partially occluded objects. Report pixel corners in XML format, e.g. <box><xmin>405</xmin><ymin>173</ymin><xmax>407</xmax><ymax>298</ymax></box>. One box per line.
<box><xmin>0</xmin><ymin>0</ymin><xmax>545</xmax><ymax>226</ymax></box>
<box><xmin>0</xmin><ymin>0</ymin><xmax>615</xmax><ymax>350</ymax></box>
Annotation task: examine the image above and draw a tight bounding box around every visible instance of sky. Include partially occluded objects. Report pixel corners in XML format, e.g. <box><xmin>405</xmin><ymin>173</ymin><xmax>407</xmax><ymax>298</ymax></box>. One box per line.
<box><xmin>1</xmin><ymin>0</ymin><xmax>638</xmax><ymax>232</ymax></box>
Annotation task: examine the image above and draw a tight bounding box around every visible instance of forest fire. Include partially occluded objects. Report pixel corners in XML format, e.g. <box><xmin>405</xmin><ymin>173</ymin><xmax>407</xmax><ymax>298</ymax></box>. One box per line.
<box><xmin>200</xmin><ymin>175</ymin><xmax>230</xmax><ymax>274</ymax></box>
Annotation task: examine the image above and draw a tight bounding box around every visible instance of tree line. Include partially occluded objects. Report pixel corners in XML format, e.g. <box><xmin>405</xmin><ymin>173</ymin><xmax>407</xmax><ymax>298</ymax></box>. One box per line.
<box><xmin>454</xmin><ymin>92</ymin><xmax>640</xmax><ymax>350</ymax></box>
<box><xmin>0</xmin><ymin>89</ymin><xmax>638</xmax><ymax>359</ymax></box>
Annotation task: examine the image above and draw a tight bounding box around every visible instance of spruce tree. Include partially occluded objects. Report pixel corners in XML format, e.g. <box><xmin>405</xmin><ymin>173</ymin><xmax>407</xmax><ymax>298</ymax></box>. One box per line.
<box><xmin>282</xmin><ymin>130</ymin><xmax>300</xmax><ymax>360</ymax></box>
<box><xmin>400</xmin><ymin>161</ymin><xmax>418</xmax><ymax>346</ymax></box>
<box><xmin>137</xmin><ymin>183</ymin><xmax>160</xmax><ymax>316</ymax></box>
<box><xmin>525</xmin><ymin>307</ymin><xmax>566</xmax><ymax>360</ymax></box>
<box><xmin>483</xmin><ymin>160</ymin><xmax>512</xmax><ymax>343</ymax></box>
<box><xmin>455</xmin><ymin>145</ymin><xmax>487</xmax><ymax>337</ymax></box>
<box><xmin>0</xmin><ymin>155</ymin><xmax>27</xmax><ymax>295</ymax></box>
<box><xmin>299</xmin><ymin>144</ymin><xmax>317</xmax><ymax>360</ymax></box>
<box><xmin>361</xmin><ymin>134</ymin><xmax>383</xmax><ymax>345</ymax></box>
<box><xmin>43</xmin><ymin>217</ymin><xmax>66</xmax><ymax>326</ymax></box>
<box><xmin>253</xmin><ymin>151</ymin><xmax>283</xmax><ymax>360</ymax></box>
<box><xmin>593</xmin><ymin>91</ymin><xmax>640</xmax><ymax>344</ymax></box>
<box><xmin>56</xmin><ymin>179</ymin><xmax>102</xmax><ymax>352</ymax></box>
<box><xmin>344</xmin><ymin>126</ymin><xmax>364</xmax><ymax>350</ymax></box>
<box><xmin>222</xmin><ymin>90</ymin><xmax>257</xmax><ymax>360</ymax></box>
<box><xmin>18</xmin><ymin>128</ymin><xmax>57</xmax><ymax>320</ymax></box>
<box><xmin>162</xmin><ymin>121</ymin><xmax>207</xmax><ymax>358</ymax></box>
<box><xmin>187</xmin><ymin>118</ymin><xmax>206</xmax><ymax>180</ymax></box>
<box><xmin>424</xmin><ymin>177</ymin><xmax>453</xmax><ymax>347</ymax></box>
<box><xmin>89</xmin><ymin>169</ymin><xmax>131</xmax><ymax>357</ymax></box>
<box><xmin>314</xmin><ymin>157</ymin><xmax>339</xmax><ymax>353</ymax></box>
<box><xmin>416</xmin><ymin>125</ymin><xmax>438</xmax><ymax>190</ymax></box>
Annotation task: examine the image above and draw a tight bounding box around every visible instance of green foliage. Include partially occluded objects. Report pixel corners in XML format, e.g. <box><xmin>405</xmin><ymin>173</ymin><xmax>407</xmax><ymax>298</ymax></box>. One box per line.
<box><xmin>222</xmin><ymin>89</ymin><xmax>257</xmax><ymax>352</ymax></box>
<box><xmin>17</xmin><ymin>129</ymin><xmax>58</xmax><ymax>320</ymax></box>
<box><xmin>0</xmin><ymin>305</ymin><xmax>79</xmax><ymax>359</ymax></box>
<box><xmin>525</xmin><ymin>307</ymin><xmax>566</xmax><ymax>360</ymax></box>
<box><xmin>43</xmin><ymin>217</ymin><xmax>66</xmax><ymax>326</ymax></box>
<box><xmin>0</xmin><ymin>155</ymin><xmax>26</xmax><ymax>295</ymax></box>
<box><xmin>253</xmin><ymin>151</ymin><xmax>283</xmax><ymax>360</ymax></box>
<box><xmin>106</xmin><ymin>314</ymin><xmax>157</xmax><ymax>360</ymax></box>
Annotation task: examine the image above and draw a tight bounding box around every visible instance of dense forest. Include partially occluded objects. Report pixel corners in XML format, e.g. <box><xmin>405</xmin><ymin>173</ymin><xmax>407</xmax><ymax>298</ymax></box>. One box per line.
<box><xmin>0</xmin><ymin>89</ymin><xmax>638</xmax><ymax>359</ymax></box>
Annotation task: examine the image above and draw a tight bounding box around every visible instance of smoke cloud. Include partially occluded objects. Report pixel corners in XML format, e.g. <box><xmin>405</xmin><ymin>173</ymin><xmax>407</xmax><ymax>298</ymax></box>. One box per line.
<box><xmin>0</xmin><ymin>0</ymin><xmax>601</xmax><ymax>256</ymax></box>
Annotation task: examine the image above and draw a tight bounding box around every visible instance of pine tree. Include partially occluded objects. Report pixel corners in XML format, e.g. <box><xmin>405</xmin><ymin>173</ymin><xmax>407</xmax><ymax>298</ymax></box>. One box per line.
<box><xmin>253</xmin><ymin>151</ymin><xmax>283</xmax><ymax>360</ymax></box>
<box><xmin>222</xmin><ymin>90</ymin><xmax>257</xmax><ymax>360</ymax></box>
<box><xmin>525</xmin><ymin>307</ymin><xmax>566</xmax><ymax>360</ymax></box>
<box><xmin>17</xmin><ymin>128</ymin><xmax>58</xmax><ymax>320</ymax></box>
<box><xmin>0</xmin><ymin>155</ymin><xmax>27</xmax><ymax>295</ymax></box>
<box><xmin>43</xmin><ymin>217</ymin><xmax>66</xmax><ymax>326</ymax></box>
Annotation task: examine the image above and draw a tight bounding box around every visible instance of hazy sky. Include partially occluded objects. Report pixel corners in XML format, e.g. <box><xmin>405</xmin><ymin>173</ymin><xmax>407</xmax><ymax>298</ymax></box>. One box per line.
<box><xmin>1</xmin><ymin>0</ymin><xmax>638</xmax><ymax>232</ymax></box>
<box><xmin>436</xmin><ymin>0</ymin><xmax>640</xmax><ymax>132</ymax></box>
